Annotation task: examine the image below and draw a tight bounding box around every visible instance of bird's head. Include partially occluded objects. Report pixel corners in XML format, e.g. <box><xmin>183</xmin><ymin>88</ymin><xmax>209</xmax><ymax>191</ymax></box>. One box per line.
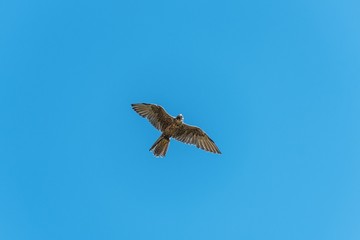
<box><xmin>176</xmin><ymin>114</ymin><xmax>184</xmax><ymax>122</ymax></box>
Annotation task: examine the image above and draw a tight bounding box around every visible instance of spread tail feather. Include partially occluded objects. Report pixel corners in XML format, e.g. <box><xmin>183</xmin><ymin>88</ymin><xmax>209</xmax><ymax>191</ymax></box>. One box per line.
<box><xmin>150</xmin><ymin>135</ymin><xmax>170</xmax><ymax>157</ymax></box>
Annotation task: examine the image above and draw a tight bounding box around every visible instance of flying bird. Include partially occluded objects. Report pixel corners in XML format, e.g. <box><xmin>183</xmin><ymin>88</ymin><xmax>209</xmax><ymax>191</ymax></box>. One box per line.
<box><xmin>131</xmin><ymin>103</ymin><xmax>221</xmax><ymax>157</ymax></box>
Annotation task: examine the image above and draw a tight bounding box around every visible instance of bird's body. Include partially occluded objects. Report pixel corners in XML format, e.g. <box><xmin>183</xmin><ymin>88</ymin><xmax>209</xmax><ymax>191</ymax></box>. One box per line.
<box><xmin>131</xmin><ymin>103</ymin><xmax>221</xmax><ymax>157</ymax></box>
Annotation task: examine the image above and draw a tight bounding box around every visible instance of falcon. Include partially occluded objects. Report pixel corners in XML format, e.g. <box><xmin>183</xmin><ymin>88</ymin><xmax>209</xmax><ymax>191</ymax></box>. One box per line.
<box><xmin>131</xmin><ymin>103</ymin><xmax>221</xmax><ymax>157</ymax></box>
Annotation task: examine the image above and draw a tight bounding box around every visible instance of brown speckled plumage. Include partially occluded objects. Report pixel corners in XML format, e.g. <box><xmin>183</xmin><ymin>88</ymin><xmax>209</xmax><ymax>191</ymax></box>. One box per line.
<box><xmin>131</xmin><ymin>103</ymin><xmax>221</xmax><ymax>157</ymax></box>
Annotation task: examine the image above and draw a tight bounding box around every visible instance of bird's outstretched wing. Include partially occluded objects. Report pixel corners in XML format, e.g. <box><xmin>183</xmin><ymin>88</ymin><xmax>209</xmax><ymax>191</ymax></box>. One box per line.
<box><xmin>172</xmin><ymin>124</ymin><xmax>221</xmax><ymax>154</ymax></box>
<box><xmin>131</xmin><ymin>103</ymin><xmax>174</xmax><ymax>132</ymax></box>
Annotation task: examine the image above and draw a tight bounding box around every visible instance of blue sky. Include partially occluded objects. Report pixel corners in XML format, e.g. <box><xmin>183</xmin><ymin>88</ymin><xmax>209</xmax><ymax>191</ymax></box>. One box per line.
<box><xmin>1</xmin><ymin>0</ymin><xmax>359</xmax><ymax>239</ymax></box>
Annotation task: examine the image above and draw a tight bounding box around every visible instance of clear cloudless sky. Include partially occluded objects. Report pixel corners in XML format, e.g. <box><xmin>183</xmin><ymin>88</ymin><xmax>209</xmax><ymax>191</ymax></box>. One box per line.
<box><xmin>0</xmin><ymin>0</ymin><xmax>359</xmax><ymax>239</ymax></box>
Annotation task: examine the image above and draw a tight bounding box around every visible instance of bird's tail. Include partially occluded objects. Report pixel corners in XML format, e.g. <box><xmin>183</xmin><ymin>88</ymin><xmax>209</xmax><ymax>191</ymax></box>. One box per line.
<box><xmin>150</xmin><ymin>135</ymin><xmax>170</xmax><ymax>157</ymax></box>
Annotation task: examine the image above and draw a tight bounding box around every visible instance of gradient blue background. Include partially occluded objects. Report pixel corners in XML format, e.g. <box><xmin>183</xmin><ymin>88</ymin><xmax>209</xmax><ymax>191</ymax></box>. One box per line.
<box><xmin>1</xmin><ymin>0</ymin><xmax>359</xmax><ymax>239</ymax></box>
